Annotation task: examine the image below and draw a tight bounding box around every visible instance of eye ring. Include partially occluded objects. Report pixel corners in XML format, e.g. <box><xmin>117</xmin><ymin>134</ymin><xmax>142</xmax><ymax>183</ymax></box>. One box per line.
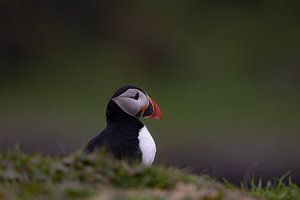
<box><xmin>130</xmin><ymin>92</ymin><xmax>139</xmax><ymax>100</ymax></box>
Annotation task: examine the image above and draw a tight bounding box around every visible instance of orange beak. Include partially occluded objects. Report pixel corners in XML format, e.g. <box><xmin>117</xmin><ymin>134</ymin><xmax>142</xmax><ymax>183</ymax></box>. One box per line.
<box><xmin>142</xmin><ymin>96</ymin><xmax>162</xmax><ymax>120</ymax></box>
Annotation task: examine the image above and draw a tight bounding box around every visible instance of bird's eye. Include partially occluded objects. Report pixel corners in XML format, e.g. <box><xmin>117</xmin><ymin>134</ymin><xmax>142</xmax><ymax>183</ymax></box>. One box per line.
<box><xmin>131</xmin><ymin>92</ymin><xmax>139</xmax><ymax>100</ymax></box>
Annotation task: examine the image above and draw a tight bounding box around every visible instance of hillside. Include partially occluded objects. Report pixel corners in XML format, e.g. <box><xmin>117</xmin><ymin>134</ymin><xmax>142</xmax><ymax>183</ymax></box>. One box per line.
<box><xmin>0</xmin><ymin>150</ymin><xmax>298</xmax><ymax>200</ymax></box>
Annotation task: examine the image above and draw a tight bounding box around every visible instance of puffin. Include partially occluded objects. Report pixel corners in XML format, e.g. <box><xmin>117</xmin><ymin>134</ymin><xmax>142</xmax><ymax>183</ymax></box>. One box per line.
<box><xmin>85</xmin><ymin>85</ymin><xmax>162</xmax><ymax>166</ymax></box>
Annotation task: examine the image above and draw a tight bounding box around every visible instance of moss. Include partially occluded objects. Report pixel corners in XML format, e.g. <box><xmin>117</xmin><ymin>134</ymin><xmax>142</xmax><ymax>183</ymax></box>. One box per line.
<box><xmin>0</xmin><ymin>150</ymin><xmax>198</xmax><ymax>199</ymax></box>
<box><xmin>0</xmin><ymin>150</ymin><xmax>298</xmax><ymax>200</ymax></box>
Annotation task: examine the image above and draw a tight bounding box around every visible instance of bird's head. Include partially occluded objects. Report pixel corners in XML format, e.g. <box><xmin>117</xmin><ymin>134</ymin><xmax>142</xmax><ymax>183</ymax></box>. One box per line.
<box><xmin>109</xmin><ymin>85</ymin><xmax>162</xmax><ymax>120</ymax></box>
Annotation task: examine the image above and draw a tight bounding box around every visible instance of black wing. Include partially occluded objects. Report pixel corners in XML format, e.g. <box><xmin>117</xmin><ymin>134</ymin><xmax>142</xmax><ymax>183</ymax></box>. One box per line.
<box><xmin>84</xmin><ymin>130</ymin><xmax>105</xmax><ymax>154</ymax></box>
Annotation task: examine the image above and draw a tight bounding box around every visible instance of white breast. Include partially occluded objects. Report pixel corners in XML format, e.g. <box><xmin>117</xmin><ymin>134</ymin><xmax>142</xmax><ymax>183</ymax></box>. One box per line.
<box><xmin>138</xmin><ymin>126</ymin><xmax>156</xmax><ymax>166</ymax></box>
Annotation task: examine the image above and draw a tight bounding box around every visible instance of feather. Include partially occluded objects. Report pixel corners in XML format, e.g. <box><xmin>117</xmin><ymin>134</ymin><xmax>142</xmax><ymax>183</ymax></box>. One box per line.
<box><xmin>84</xmin><ymin>132</ymin><xmax>104</xmax><ymax>154</ymax></box>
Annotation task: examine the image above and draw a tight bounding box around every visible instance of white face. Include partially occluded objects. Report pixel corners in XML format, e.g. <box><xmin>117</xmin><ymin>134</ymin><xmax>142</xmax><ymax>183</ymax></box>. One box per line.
<box><xmin>112</xmin><ymin>88</ymin><xmax>149</xmax><ymax>117</ymax></box>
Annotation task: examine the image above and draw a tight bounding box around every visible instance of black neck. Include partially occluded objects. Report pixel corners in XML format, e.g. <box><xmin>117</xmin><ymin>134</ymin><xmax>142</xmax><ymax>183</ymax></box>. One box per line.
<box><xmin>106</xmin><ymin>100</ymin><xmax>143</xmax><ymax>127</ymax></box>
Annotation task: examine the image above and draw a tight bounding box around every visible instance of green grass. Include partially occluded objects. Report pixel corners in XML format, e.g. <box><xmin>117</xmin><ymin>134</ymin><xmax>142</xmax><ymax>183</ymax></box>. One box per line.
<box><xmin>248</xmin><ymin>174</ymin><xmax>300</xmax><ymax>200</ymax></box>
<box><xmin>0</xmin><ymin>150</ymin><xmax>299</xmax><ymax>200</ymax></box>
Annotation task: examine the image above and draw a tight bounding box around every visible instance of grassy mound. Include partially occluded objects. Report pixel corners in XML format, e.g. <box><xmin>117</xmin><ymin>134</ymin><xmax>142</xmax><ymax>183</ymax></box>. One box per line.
<box><xmin>0</xmin><ymin>150</ymin><xmax>298</xmax><ymax>200</ymax></box>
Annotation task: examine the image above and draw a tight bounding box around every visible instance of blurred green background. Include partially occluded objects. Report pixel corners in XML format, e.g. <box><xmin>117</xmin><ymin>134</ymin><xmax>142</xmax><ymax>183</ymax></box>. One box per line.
<box><xmin>1</xmin><ymin>0</ymin><xmax>300</xmax><ymax>183</ymax></box>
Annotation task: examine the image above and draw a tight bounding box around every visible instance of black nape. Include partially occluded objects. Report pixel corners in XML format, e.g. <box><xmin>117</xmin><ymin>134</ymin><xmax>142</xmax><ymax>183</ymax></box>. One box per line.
<box><xmin>106</xmin><ymin>100</ymin><xmax>142</xmax><ymax>126</ymax></box>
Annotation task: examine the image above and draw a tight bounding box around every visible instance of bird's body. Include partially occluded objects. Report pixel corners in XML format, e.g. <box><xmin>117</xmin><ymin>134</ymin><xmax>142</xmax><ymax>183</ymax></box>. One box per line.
<box><xmin>85</xmin><ymin>86</ymin><xmax>161</xmax><ymax>166</ymax></box>
<box><xmin>138</xmin><ymin>126</ymin><xmax>156</xmax><ymax>166</ymax></box>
